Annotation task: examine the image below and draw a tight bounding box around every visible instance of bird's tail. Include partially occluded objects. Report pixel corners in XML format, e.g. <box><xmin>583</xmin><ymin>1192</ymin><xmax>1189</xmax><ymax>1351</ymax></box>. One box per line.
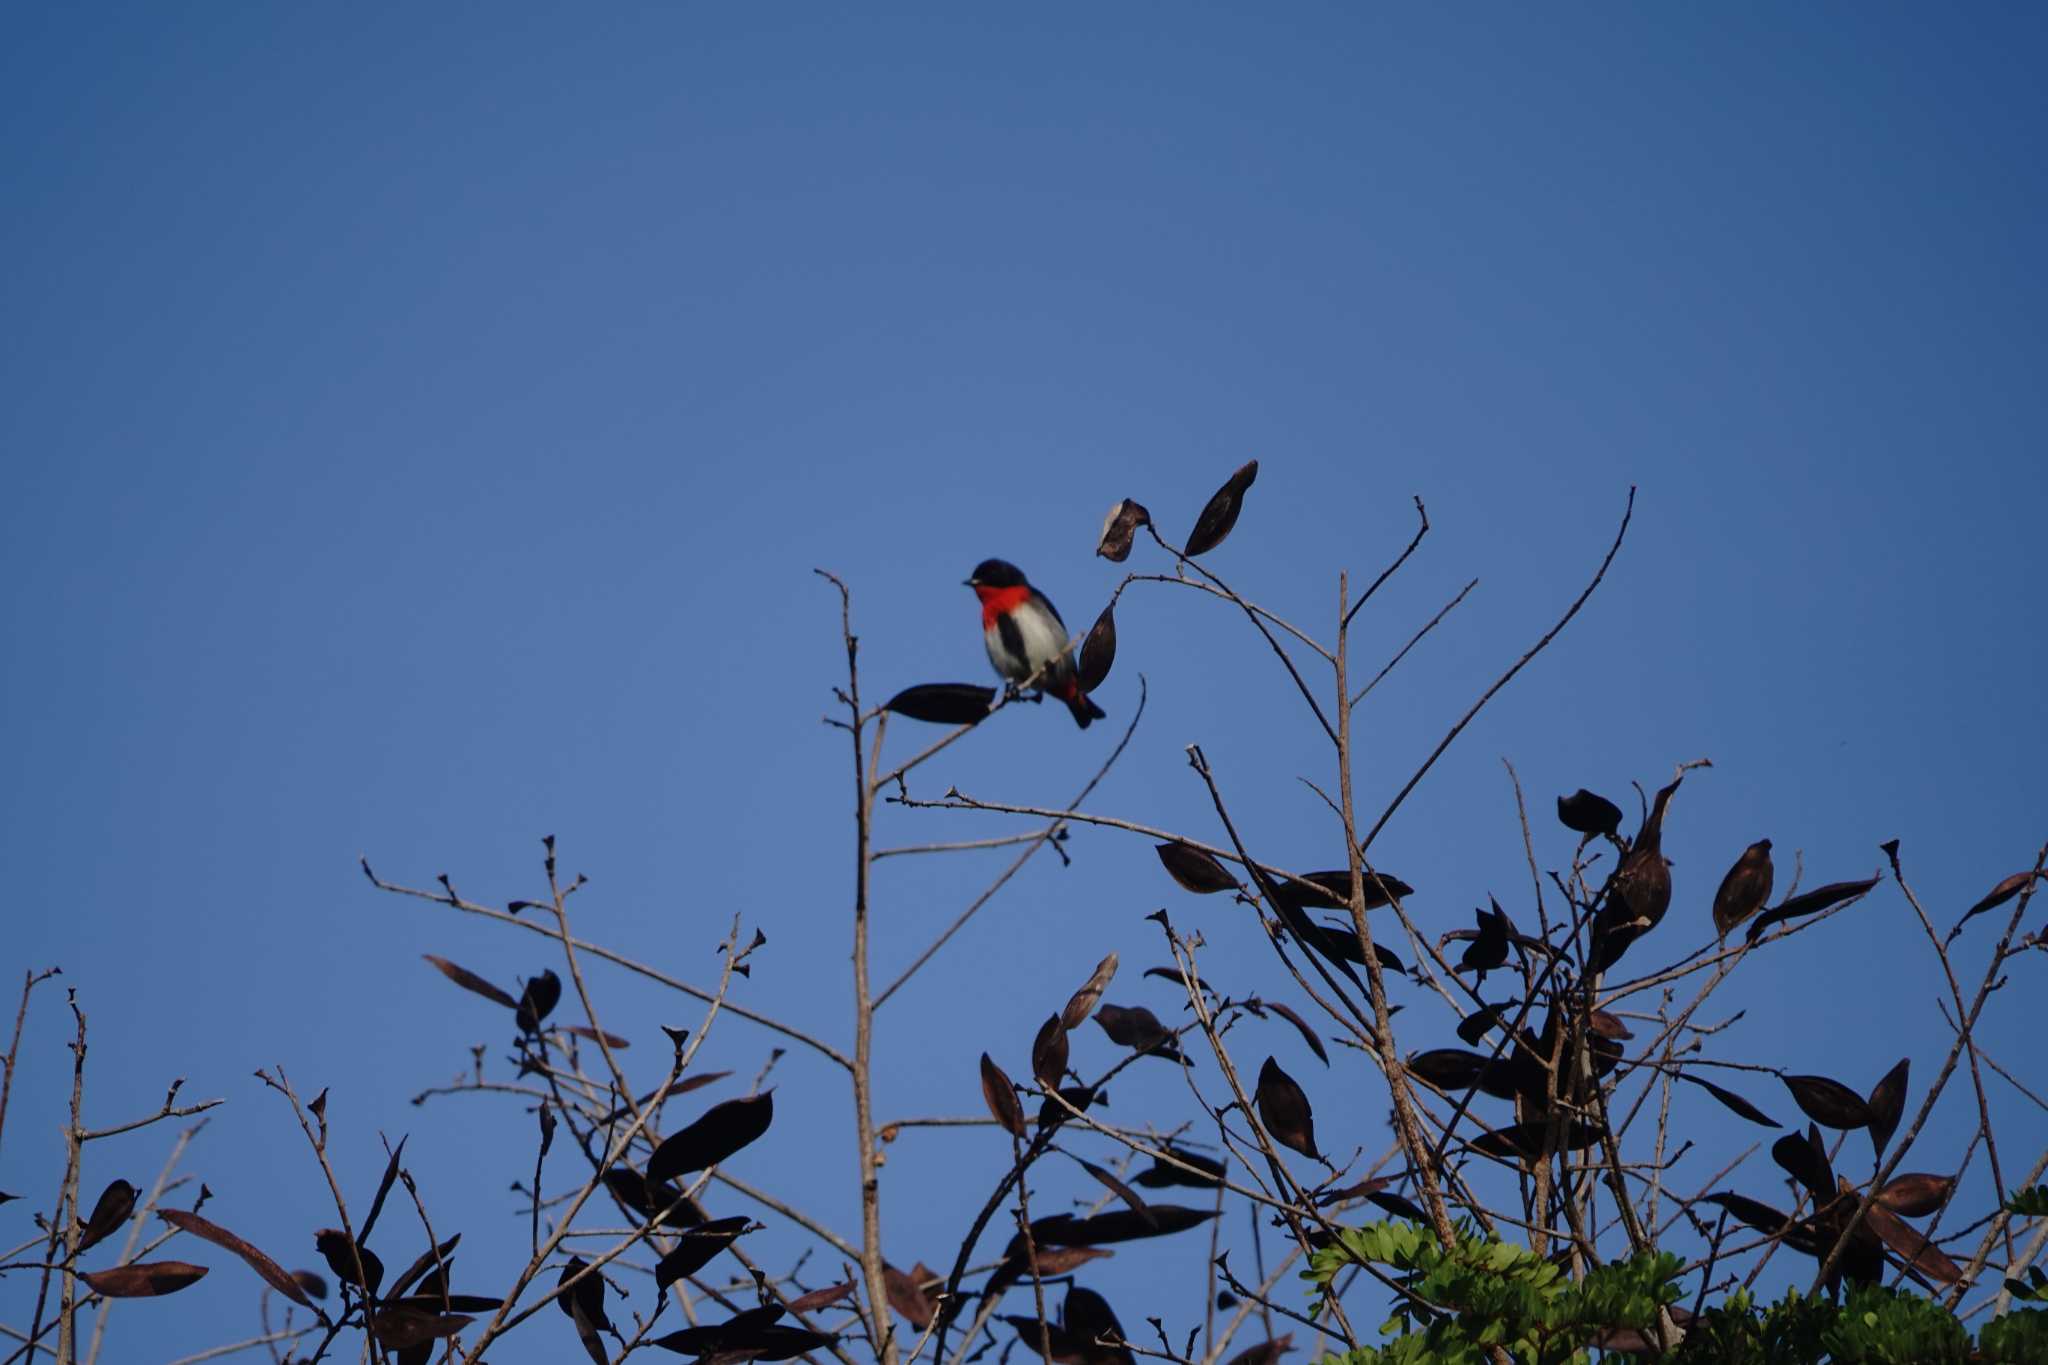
<box><xmin>1060</xmin><ymin>686</ymin><xmax>1107</xmax><ymax>730</ymax></box>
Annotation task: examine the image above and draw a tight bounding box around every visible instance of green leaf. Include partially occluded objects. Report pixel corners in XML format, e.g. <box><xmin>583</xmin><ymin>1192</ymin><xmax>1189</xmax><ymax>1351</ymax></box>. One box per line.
<box><xmin>2006</xmin><ymin>1186</ymin><xmax>2048</xmax><ymax>1218</ymax></box>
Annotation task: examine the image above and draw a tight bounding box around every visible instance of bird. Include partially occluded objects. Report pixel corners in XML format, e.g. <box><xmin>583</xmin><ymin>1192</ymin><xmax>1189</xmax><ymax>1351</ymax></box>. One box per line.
<box><xmin>1711</xmin><ymin>839</ymin><xmax>1774</xmax><ymax>938</ymax></box>
<box><xmin>965</xmin><ymin>559</ymin><xmax>1105</xmax><ymax>729</ymax></box>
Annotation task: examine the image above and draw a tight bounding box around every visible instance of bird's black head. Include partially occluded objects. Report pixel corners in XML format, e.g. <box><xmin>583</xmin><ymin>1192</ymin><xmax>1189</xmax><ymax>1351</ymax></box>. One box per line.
<box><xmin>966</xmin><ymin>559</ymin><xmax>1028</xmax><ymax>589</ymax></box>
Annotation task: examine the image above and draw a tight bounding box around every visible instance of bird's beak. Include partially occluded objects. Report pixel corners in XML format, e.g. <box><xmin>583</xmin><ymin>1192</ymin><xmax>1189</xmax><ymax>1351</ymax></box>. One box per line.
<box><xmin>962</xmin><ymin>579</ymin><xmax>977</xmax><ymax>588</ymax></box>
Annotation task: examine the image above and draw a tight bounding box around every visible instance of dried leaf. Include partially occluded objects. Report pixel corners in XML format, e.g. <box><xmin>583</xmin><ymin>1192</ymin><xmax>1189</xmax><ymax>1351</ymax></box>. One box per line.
<box><xmin>1258</xmin><ymin>1000</ymin><xmax>1328</xmax><ymax>1065</ymax></box>
<box><xmin>1682</xmin><ymin>1075</ymin><xmax>1779</xmax><ymax>1127</ymax></box>
<box><xmin>1585</xmin><ymin>1009</ymin><xmax>1633</xmax><ymax>1040</ymax></box>
<box><xmin>1184</xmin><ymin>460</ymin><xmax>1258</xmax><ymax>557</ymax></box>
<box><xmin>1031</xmin><ymin>1015</ymin><xmax>1070</xmax><ymax>1092</ymax></box>
<box><xmin>1366</xmin><ymin>1190</ymin><xmax>1431</xmax><ymax>1224</ymax></box>
<box><xmin>1866</xmin><ymin>1058</ymin><xmax>1909</xmax><ymax>1160</ymax></box>
<box><xmin>1062</xmin><ymin>952</ymin><xmax>1120</xmax><ymax>1031</ymax></box>
<box><xmin>368</xmin><ymin>1306</ymin><xmax>473</xmax><ymax>1351</ymax></box>
<box><xmin>1711</xmin><ymin>840</ymin><xmax>1775</xmax><ymax>938</ymax></box>
<box><xmin>599</xmin><ymin>1071</ymin><xmax>732</xmax><ymax>1124</ymax></box>
<box><xmin>555</xmin><ymin>1254</ymin><xmax>612</xmax><ymax>1333</ymax></box>
<box><xmin>1470</xmin><ymin>1121</ymin><xmax>1604</xmax><ymax>1160</ymax></box>
<box><xmin>1456</xmin><ymin>1003</ymin><xmax>1510</xmax><ymax>1046</ymax></box>
<box><xmin>1073</xmin><ymin>1157</ymin><xmax>1154</xmax><ymax>1227</ymax></box>
<box><xmin>1255</xmin><ymin>1057</ymin><xmax>1318</xmax><ymax>1159</ymax></box>
<box><xmin>1951</xmin><ymin>870</ymin><xmax>2046</xmax><ymax>940</ymax></box>
<box><xmin>1460</xmin><ymin>903</ymin><xmax>1509</xmax><ymax>975</ymax></box>
<box><xmin>1076</xmin><ymin>603</ymin><xmax>1117</xmax><ymax>694</ymax></box>
<box><xmin>1703</xmin><ymin>1192</ymin><xmax>1793</xmax><ymax>1235</ymax></box>
<box><xmin>79</xmin><ymin>1261</ymin><xmax>209</xmax><ymax>1297</ymax></box>
<box><xmin>1155</xmin><ymin>842</ymin><xmax>1238</xmax><ymax>894</ymax></box>
<box><xmin>1407</xmin><ymin>1049</ymin><xmax>1493</xmax><ymax>1093</ymax></box>
<box><xmin>293</xmin><ymin>1269</ymin><xmax>329</xmax><ymax>1300</ymax></box>
<box><xmin>359</xmin><ymin>1135</ymin><xmax>407</xmax><ymax>1247</ymax></box>
<box><xmin>385</xmin><ymin>1234</ymin><xmax>461</xmax><ymax>1301</ymax></box>
<box><xmin>1274</xmin><ymin>869</ymin><xmax>1414</xmax><ymax>911</ymax></box>
<box><xmin>654</xmin><ymin>1217</ymin><xmax>751</xmax><ymax>1289</ymax></box>
<box><xmin>422</xmin><ymin>955</ymin><xmax>517</xmax><ymax>1010</ymax></box>
<box><xmin>158</xmin><ymin>1210</ymin><xmax>311</xmax><ymax>1307</ymax></box>
<box><xmin>1877</xmin><ymin>1173</ymin><xmax>1954</xmax><ymax>1218</ymax></box>
<box><xmin>1223</xmin><ymin>1337</ymin><xmax>1293</xmax><ymax>1365</ymax></box>
<box><xmin>883</xmin><ymin>683</ymin><xmax>997</xmax><ymax>726</ymax></box>
<box><xmin>1002</xmin><ymin>1316</ymin><xmax>1080</xmax><ymax>1361</ymax></box>
<box><xmin>1037</xmin><ymin>1084</ymin><xmax>1103</xmax><ymax>1133</ymax></box>
<box><xmin>564</xmin><ymin>1024</ymin><xmax>631</xmax><ymax>1048</ymax></box>
<box><xmin>653</xmin><ymin>1308</ymin><xmax>833</xmax><ymax>1359</ymax></box>
<box><xmin>1275</xmin><ymin>904</ymin><xmax>1405</xmax><ymax>982</ymax></box>
<box><xmin>1865</xmin><ymin>1201</ymin><xmax>1963</xmax><ymax>1283</ymax></box>
<box><xmin>883</xmin><ymin>1263</ymin><xmax>936</xmax><ymax>1328</ymax></box>
<box><xmin>788</xmin><ymin>1282</ymin><xmax>854</xmax><ymax>1313</ymax></box>
<box><xmin>76</xmin><ymin>1179</ymin><xmax>136</xmax><ymax>1255</ymax></box>
<box><xmin>1096</xmin><ymin>499</ymin><xmax>1151</xmax><ymax>563</ymax></box>
<box><xmin>1772</xmin><ymin>1127</ymin><xmax>1836</xmax><ymax>1202</ymax></box>
<box><xmin>1317</xmin><ymin>1177</ymin><xmax>1390</xmax><ymax>1206</ymax></box>
<box><xmin>603</xmin><ymin>1169</ymin><xmax>698</xmax><ymax>1227</ymax></box>
<box><xmin>314</xmin><ymin>1229</ymin><xmax>385</xmax><ymax>1295</ymax></box>
<box><xmin>1556</xmin><ymin>789</ymin><xmax>1623</xmax><ymax>838</ymax></box>
<box><xmin>1093</xmin><ymin>1004</ymin><xmax>1172</xmax><ymax>1054</ymax></box>
<box><xmin>980</xmin><ymin>1054</ymin><xmax>1026</xmax><ymax>1139</ymax></box>
<box><xmin>1061</xmin><ymin>1285</ymin><xmax>1131</xmax><ymax>1364</ymax></box>
<box><xmin>646</xmin><ymin>1092</ymin><xmax>774</xmax><ymax>1183</ymax></box>
<box><xmin>1027</xmin><ymin>1205</ymin><xmax>1218</xmax><ymax>1248</ymax></box>
<box><xmin>1782</xmin><ymin>1074</ymin><xmax>1873</xmax><ymax>1130</ymax></box>
<box><xmin>654</xmin><ymin>1307</ymin><xmax>787</xmax><ymax>1357</ymax></box>
<box><xmin>1598</xmin><ymin>849</ymin><xmax>1671</xmax><ymax>952</ymax></box>
<box><xmin>1747</xmin><ymin>876</ymin><xmax>1882</xmax><ymax>943</ymax></box>
<box><xmin>1030</xmin><ymin>1246</ymin><xmax>1115</xmax><ymax>1275</ymax></box>
<box><xmin>1132</xmin><ymin>1147</ymin><xmax>1225</xmax><ymax>1190</ymax></box>
<box><xmin>516</xmin><ymin>969</ymin><xmax>562</xmax><ymax>1032</ymax></box>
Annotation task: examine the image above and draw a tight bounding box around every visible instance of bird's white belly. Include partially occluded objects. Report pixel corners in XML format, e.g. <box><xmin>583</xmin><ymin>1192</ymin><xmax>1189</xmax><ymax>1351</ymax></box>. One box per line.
<box><xmin>986</xmin><ymin>602</ymin><xmax>1069</xmax><ymax>681</ymax></box>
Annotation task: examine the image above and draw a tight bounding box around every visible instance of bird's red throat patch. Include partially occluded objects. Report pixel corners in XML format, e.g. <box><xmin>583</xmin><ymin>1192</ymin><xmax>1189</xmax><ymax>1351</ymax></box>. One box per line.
<box><xmin>974</xmin><ymin>584</ymin><xmax>1031</xmax><ymax>630</ymax></box>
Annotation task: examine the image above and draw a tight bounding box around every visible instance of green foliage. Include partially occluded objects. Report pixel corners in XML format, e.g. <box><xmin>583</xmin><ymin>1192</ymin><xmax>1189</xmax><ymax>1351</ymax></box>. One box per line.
<box><xmin>1310</xmin><ymin>1228</ymin><xmax>2047</xmax><ymax>1364</ymax></box>
<box><xmin>1307</xmin><ymin>1219</ymin><xmax>1681</xmax><ymax>1365</ymax></box>
<box><xmin>1977</xmin><ymin>1307</ymin><xmax>2048</xmax><ymax>1363</ymax></box>
<box><xmin>2003</xmin><ymin>1264</ymin><xmax>2048</xmax><ymax>1306</ymax></box>
<box><xmin>2006</xmin><ymin>1186</ymin><xmax>2048</xmax><ymax>1218</ymax></box>
<box><xmin>1671</xmin><ymin>1287</ymin><xmax>1837</xmax><ymax>1364</ymax></box>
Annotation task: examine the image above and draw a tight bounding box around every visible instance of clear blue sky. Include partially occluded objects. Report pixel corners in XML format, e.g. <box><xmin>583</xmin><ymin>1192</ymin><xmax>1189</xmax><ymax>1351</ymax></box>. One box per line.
<box><xmin>4</xmin><ymin>5</ymin><xmax>2044</xmax><ymax>1360</ymax></box>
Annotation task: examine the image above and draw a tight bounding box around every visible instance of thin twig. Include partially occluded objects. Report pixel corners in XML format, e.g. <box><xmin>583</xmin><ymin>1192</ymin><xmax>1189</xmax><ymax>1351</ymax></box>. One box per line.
<box><xmin>1359</xmin><ymin>485</ymin><xmax>1634</xmax><ymax>854</ymax></box>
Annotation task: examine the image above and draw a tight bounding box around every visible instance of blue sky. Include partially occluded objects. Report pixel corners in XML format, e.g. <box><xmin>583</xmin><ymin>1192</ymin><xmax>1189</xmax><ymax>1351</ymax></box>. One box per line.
<box><xmin>4</xmin><ymin>5</ymin><xmax>2044</xmax><ymax>1360</ymax></box>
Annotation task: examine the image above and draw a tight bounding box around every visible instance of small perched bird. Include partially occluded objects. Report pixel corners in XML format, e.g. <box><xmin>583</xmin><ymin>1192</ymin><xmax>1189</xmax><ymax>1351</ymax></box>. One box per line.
<box><xmin>965</xmin><ymin>559</ymin><xmax>1106</xmax><ymax>729</ymax></box>
<box><xmin>1712</xmin><ymin>839</ymin><xmax>1774</xmax><ymax>938</ymax></box>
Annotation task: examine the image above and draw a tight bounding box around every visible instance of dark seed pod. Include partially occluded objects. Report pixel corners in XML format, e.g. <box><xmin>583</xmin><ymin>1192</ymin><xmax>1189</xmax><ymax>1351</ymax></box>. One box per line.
<box><xmin>1184</xmin><ymin>461</ymin><xmax>1258</xmax><ymax>557</ymax></box>
<box><xmin>1866</xmin><ymin>1058</ymin><xmax>1909</xmax><ymax>1160</ymax></box>
<box><xmin>1781</xmin><ymin>1074</ymin><xmax>1872</xmax><ymax>1130</ymax></box>
<box><xmin>1556</xmin><ymin>789</ymin><xmax>1623</xmax><ymax>838</ymax></box>
<box><xmin>883</xmin><ymin>683</ymin><xmax>998</xmax><ymax>726</ymax></box>
<box><xmin>1254</xmin><ymin>1056</ymin><xmax>1318</xmax><ymax>1159</ymax></box>
<box><xmin>515</xmin><ymin>969</ymin><xmax>562</xmax><ymax>1033</ymax></box>
<box><xmin>1096</xmin><ymin>499</ymin><xmax>1151</xmax><ymax>562</ymax></box>
<box><xmin>1711</xmin><ymin>840</ymin><xmax>1774</xmax><ymax>937</ymax></box>
<box><xmin>1155</xmin><ymin>842</ymin><xmax>1238</xmax><ymax>894</ymax></box>
<box><xmin>1076</xmin><ymin>603</ymin><xmax>1117</xmax><ymax>693</ymax></box>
